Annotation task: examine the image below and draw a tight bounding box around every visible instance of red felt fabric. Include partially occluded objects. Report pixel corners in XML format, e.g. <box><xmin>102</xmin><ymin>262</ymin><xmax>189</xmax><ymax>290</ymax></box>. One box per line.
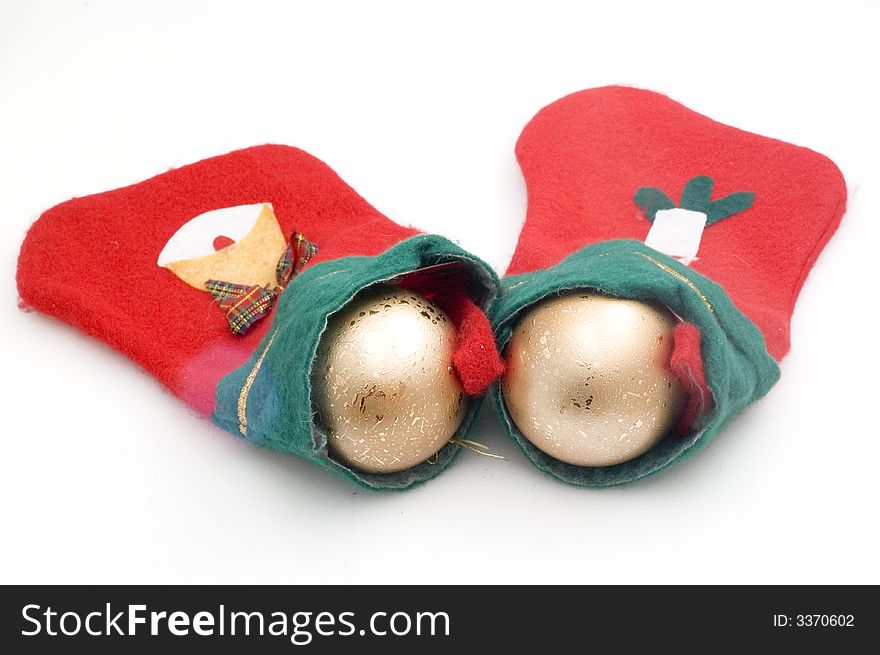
<box><xmin>16</xmin><ymin>145</ymin><xmax>500</xmax><ymax>416</ymax></box>
<box><xmin>434</xmin><ymin>288</ymin><xmax>506</xmax><ymax>395</ymax></box>
<box><xmin>397</xmin><ymin>267</ymin><xmax>505</xmax><ymax>395</ymax></box>
<box><xmin>669</xmin><ymin>322</ymin><xmax>711</xmax><ymax>434</ymax></box>
<box><xmin>507</xmin><ymin>86</ymin><xmax>847</xmax><ymax>362</ymax></box>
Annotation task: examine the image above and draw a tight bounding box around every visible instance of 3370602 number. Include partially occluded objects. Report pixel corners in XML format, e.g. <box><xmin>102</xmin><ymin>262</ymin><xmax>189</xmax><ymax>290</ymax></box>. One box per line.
<box><xmin>795</xmin><ymin>614</ymin><xmax>854</xmax><ymax>627</ymax></box>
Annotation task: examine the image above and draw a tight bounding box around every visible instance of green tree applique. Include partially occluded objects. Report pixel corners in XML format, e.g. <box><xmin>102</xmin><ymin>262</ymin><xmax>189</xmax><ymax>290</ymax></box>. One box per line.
<box><xmin>634</xmin><ymin>176</ymin><xmax>755</xmax><ymax>225</ymax></box>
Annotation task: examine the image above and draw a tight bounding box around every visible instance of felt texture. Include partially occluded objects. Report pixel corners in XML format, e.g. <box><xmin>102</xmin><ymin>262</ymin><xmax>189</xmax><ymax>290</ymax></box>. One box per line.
<box><xmin>165</xmin><ymin>203</ymin><xmax>288</xmax><ymax>290</ymax></box>
<box><xmin>213</xmin><ymin>234</ymin><xmax>499</xmax><ymax>490</ymax></box>
<box><xmin>17</xmin><ymin>145</ymin><xmax>419</xmax><ymax>416</ymax></box>
<box><xmin>494</xmin><ymin>85</ymin><xmax>845</xmax><ymax>485</ymax></box>
<box><xmin>669</xmin><ymin>322</ymin><xmax>711</xmax><ymax>435</ymax></box>
<box><xmin>434</xmin><ymin>287</ymin><xmax>506</xmax><ymax>395</ymax></box>
<box><xmin>393</xmin><ymin>265</ymin><xmax>505</xmax><ymax>395</ymax></box>
<box><xmin>18</xmin><ymin>145</ymin><xmax>503</xmax><ymax>490</ymax></box>
<box><xmin>636</xmin><ymin>175</ymin><xmax>755</xmax><ymax>225</ymax></box>
<box><xmin>492</xmin><ymin>240</ymin><xmax>780</xmax><ymax>487</ymax></box>
<box><xmin>508</xmin><ymin>86</ymin><xmax>847</xmax><ymax>360</ymax></box>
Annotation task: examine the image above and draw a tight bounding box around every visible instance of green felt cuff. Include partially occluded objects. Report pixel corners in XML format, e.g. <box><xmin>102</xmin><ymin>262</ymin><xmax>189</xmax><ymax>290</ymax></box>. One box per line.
<box><xmin>491</xmin><ymin>239</ymin><xmax>780</xmax><ymax>487</ymax></box>
<box><xmin>212</xmin><ymin>235</ymin><xmax>500</xmax><ymax>491</ymax></box>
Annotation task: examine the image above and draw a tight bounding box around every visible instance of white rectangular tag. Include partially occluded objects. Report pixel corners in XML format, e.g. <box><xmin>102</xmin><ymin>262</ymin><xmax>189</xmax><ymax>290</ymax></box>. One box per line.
<box><xmin>644</xmin><ymin>207</ymin><xmax>707</xmax><ymax>265</ymax></box>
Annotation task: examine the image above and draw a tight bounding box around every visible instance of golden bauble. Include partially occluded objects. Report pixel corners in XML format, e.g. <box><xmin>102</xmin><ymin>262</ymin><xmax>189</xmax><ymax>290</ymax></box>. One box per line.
<box><xmin>312</xmin><ymin>285</ymin><xmax>467</xmax><ymax>473</ymax></box>
<box><xmin>502</xmin><ymin>292</ymin><xmax>684</xmax><ymax>467</ymax></box>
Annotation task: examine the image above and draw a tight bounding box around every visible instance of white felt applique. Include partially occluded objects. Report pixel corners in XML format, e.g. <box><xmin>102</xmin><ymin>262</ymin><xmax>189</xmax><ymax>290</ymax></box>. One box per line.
<box><xmin>158</xmin><ymin>202</ymin><xmax>288</xmax><ymax>290</ymax></box>
<box><xmin>644</xmin><ymin>207</ymin><xmax>707</xmax><ymax>266</ymax></box>
<box><xmin>157</xmin><ymin>203</ymin><xmax>271</xmax><ymax>266</ymax></box>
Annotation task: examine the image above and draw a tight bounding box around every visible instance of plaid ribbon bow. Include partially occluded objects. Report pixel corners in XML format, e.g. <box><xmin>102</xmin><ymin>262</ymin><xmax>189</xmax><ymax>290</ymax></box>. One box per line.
<box><xmin>205</xmin><ymin>231</ymin><xmax>318</xmax><ymax>335</ymax></box>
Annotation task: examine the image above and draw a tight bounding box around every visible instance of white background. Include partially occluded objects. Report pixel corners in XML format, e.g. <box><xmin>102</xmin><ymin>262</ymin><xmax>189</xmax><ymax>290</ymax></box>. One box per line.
<box><xmin>2</xmin><ymin>0</ymin><xmax>878</xmax><ymax>584</ymax></box>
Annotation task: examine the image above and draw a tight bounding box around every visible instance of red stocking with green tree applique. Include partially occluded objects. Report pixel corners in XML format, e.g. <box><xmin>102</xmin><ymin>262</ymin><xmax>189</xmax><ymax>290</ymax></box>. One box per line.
<box><xmin>492</xmin><ymin>86</ymin><xmax>846</xmax><ymax>487</ymax></box>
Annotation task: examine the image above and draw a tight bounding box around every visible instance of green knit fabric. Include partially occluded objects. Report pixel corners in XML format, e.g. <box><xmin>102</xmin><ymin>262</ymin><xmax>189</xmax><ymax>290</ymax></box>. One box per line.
<box><xmin>491</xmin><ymin>239</ymin><xmax>780</xmax><ymax>487</ymax></box>
<box><xmin>213</xmin><ymin>235</ymin><xmax>499</xmax><ymax>491</ymax></box>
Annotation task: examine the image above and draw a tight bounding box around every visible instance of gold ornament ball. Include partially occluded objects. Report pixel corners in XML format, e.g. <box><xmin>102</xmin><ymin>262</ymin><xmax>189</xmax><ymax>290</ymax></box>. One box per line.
<box><xmin>502</xmin><ymin>291</ymin><xmax>684</xmax><ymax>467</ymax></box>
<box><xmin>312</xmin><ymin>285</ymin><xmax>467</xmax><ymax>473</ymax></box>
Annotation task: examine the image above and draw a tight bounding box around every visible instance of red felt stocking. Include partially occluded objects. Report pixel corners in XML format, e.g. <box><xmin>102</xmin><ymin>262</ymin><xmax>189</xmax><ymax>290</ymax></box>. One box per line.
<box><xmin>492</xmin><ymin>86</ymin><xmax>846</xmax><ymax>486</ymax></box>
<box><xmin>508</xmin><ymin>86</ymin><xmax>846</xmax><ymax>360</ymax></box>
<box><xmin>17</xmin><ymin>145</ymin><xmax>503</xmax><ymax>490</ymax></box>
